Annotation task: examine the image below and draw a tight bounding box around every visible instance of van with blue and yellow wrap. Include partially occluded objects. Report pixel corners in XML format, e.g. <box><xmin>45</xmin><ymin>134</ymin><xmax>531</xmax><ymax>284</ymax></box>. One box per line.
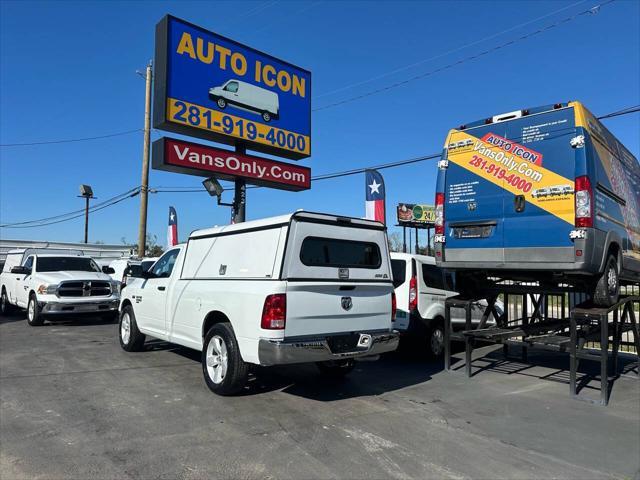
<box><xmin>434</xmin><ymin>101</ymin><xmax>639</xmax><ymax>306</ymax></box>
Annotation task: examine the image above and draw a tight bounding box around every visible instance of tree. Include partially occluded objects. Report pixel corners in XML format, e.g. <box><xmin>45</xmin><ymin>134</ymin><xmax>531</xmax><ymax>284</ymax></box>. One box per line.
<box><xmin>388</xmin><ymin>232</ymin><xmax>404</xmax><ymax>253</ymax></box>
<box><xmin>145</xmin><ymin>234</ymin><xmax>164</xmax><ymax>257</ymax></box>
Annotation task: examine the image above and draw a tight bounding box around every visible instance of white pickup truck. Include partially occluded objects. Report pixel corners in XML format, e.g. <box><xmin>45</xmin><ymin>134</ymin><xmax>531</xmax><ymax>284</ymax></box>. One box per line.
<box><xmin>0</xmin><ymin>251</ymin><xmax>121</xmax><ymax>325</ymax></box>
<box><xmin>118</xmin><ymin>211</ymin><xmax>399</xmax><ymax>395</ymax></box>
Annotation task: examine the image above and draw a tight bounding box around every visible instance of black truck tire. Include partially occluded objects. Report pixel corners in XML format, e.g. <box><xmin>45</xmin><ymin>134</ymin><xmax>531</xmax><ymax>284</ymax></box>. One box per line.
<box><xmin>202</xmin><ymin>322</ymin><xmax>248</xmax><ymax>396</ymax></box>
<box><xmin>119</xmin><ymin>305</ymin><xmax>146</xmax><ymax>351</ymax></box>
<box><xmin>27</xmin><ymin>294</ymin><xmax>45</xmax><ymax>326</ymax></box>
<box><xmin>592</xmin><ymin>255</ymin><xmax>620</xmax><ymax>307</ymax></box>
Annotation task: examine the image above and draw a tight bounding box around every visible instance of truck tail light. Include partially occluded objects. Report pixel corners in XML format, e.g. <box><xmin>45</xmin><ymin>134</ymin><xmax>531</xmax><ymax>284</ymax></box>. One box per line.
<box><xmin>575</xmin><ymin>175</ymin><xmax>593</xmax><ymax>228</ymax></box>
<box><xmin>435</xmin><ymin>192</ymin><xmax>445</xmax><ymax>235</ymax></box>
<box><xmin>391</xmin><ymin>291</ymin><xmax>397</xmax><ymax>322</ymax></box>
<box><xmin>409</xmin><ymin>276</ymin><xmax>418</xmax><ymax>311</ymax></box>
<box><xmin>261</xmin><ymin>294</ymin><xmax>286</xmax><ymax>330</ymax></box>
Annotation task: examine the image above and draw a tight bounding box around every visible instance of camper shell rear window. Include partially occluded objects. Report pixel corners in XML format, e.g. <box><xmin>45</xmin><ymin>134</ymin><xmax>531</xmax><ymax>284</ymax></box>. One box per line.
<box><xmin>300</xmin><ymin>237</ymin><xmax>382</xmax><ymax>269</ymax></box>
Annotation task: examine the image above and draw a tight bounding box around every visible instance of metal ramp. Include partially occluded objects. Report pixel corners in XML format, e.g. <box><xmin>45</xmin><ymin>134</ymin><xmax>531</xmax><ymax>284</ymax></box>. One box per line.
<box><xmin>444</xmin><ymin>285</ymin><xmax>639</xmax><ymax>406</ymax></box>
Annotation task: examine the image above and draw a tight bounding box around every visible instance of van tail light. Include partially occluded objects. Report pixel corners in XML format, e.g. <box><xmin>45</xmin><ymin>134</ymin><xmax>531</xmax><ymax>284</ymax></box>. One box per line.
<box><xmin>409</xmin><ymin>276</ymin><xmax>418</xmax><ymax>311</ymax></box>
<box><xmin>391</xmin><ymin>291</ymin><xmax>397</xmax><ymax>322</ymax></box>
<box><xmin>575</xmin><ymin>175</ymin><xmax>593</xmax><ymax>228</ymax></box>
<box><xmin>435</xmin><ymin>193</ymin><xmax>445</xmax><ymax>235</ymax></box>
<box><xmin>261</xmin><ymin>294</ymin><xmax>286</xmax><ymax>330</ymax></box>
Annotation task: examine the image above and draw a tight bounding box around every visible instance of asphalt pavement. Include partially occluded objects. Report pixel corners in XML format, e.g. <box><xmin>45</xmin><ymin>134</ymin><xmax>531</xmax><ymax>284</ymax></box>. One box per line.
<box><xmin>1</xmin><ymin>311</ymin><xmax>639</xmax><ymax>479</ymax></box>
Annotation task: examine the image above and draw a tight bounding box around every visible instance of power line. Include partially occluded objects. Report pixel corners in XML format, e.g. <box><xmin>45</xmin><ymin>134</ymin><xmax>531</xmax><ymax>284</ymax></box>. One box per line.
<box><xmin>597</xmin><ymin>105</ymin><xmax>640</xmax><ymax>120</ymax></box>
<box><xmin>0</xmin><ymin>129</ymin><xmax>141</xmax><ymax>147</ymax></box>
<box><xmin>314</xmin><ymin>0</ymin><xmax>588</xmax><ymax>100</ymax></box>
<box><xmin>313</xmin><ymin>0</ymin><xmax>616</xmax><ymax>112</ymax></box>
<box><xmin>0</xmin><ymin>187</ymin><xmax>140</xmax><ymax>228</ymax></box>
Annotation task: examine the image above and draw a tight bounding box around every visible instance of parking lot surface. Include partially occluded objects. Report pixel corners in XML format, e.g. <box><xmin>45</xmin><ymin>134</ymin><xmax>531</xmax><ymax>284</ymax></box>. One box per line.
<box><xmin>1</xmin><ymin>312</ymin><xmax>639</xmax><ymax>480</ymax></box>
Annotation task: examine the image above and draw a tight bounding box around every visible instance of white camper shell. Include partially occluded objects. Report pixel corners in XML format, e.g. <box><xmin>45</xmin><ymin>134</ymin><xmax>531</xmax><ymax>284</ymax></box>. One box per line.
<box><xmin>119</xmin><ymin>211</ymin><xmax>399</xmax><ymax>395</ymax></box>
<box><xmin>209</xmin><ymin>79</ymin><xmax>280</xmax><ymax>122</ymax></box>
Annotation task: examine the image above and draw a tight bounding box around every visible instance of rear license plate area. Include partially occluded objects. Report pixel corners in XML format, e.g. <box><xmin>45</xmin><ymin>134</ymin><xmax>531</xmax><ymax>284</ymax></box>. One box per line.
<box><xmin>453</xmin><ymin>225</ymin><xmax>494</xmax><ymax>239</ymax></box>
<box><xmin>326</xmin><ymin>333</ymin><xmax>360</xmax><ymax>353</ymax></box>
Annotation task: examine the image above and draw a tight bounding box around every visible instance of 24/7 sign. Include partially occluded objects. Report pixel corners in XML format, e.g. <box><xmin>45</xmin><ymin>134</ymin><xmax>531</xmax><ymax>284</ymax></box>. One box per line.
<box><xmin>154</xmin><ymin>16</ymin><xmax>311</xmax><ymax>160</ymax></box>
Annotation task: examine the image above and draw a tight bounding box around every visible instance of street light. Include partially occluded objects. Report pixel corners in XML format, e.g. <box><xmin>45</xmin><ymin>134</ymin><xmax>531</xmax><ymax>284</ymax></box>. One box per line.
<box><xmin>78</xmin><ymin>184</ymin><xmax>95</xmax><ymax>243</ymax></box>
<box><xmin>202</xmin><ymin>177</ymin><xmax>233</xmax><ymax>207</ymax></box>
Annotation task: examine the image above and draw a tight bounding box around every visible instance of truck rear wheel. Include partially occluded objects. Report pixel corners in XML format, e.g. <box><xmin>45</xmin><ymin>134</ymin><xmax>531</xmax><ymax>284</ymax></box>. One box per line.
<box><xmin>316</xmin><ymin>359</ymin><xmax>355</xmax><ymax>377</ymax></box>
<box><xmin>1</xmin><ymin>288</ymin><xmax>13</xmax><ymax>315</ymax></box>
<box><xmin>119</xmin><ymin>305</ymin><xmax>145</xmax><ymax>351</ymax></box>
<box><xmin>202</xmin><ymin>322</ymin><xmax>248</xmax><ymax>395</ymax></box>
<box><xmin>592</xmin><ymin>255</ymin><xmax>620</xmax><ymax>307</ymax></box>
<box><xmin>27</xmin><ymin>294</ymin><xmax>44</xmax><ymax>326</ymax></box>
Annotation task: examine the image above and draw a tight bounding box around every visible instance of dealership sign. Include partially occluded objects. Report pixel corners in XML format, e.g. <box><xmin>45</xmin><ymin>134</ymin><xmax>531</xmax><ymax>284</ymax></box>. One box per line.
<box><xmin>153</xmin><ymin>15</ymin><xmax>311</xmax><ymax>160</ymax></box>
<box><xmin>152</xmin><ymin>137</ymin><xmax>310</xmax><ymax>191</ymax></box>
<box><xmin>397</xmin><ymin>203</ymin><xmax>436</xmax><ymax>225</ymax></box>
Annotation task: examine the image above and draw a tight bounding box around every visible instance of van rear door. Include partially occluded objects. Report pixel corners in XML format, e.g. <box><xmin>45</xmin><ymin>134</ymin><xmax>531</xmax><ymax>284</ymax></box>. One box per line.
<box><xmin>444</xmin><ymin>106</ymin><xmax>577</xmax><ymax>264</ymax></box>
<box><xmin>281</xmin><ymin>213</ymin><xmax>393</xmax><ymax>338</ymax></box>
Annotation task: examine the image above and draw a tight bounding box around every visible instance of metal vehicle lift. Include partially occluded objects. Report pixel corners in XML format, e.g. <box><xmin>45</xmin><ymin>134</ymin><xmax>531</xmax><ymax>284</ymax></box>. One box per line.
<box><xmin>444</xmin><ymin>284</ymin><xmax>639</xmax><ymax>406</ymax></box>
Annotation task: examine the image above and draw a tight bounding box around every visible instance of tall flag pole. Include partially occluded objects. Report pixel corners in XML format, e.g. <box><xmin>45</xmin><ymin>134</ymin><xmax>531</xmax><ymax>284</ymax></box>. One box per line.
<box><xmin>365</xmin><ymin>169</ymin><xmax>386</xmax><ymax>224</ymax></box>
<box><xmin>167</xmin><ymin>206</ymin><xmax>178</xmax><ymax>247</ymax></box>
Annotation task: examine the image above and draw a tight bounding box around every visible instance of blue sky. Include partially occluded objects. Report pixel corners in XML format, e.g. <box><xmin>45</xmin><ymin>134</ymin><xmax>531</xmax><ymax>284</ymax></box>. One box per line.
<box><xmin>1</xmin><ymin>0</ymin><xmax>638</xmax><ymax>247</ymax></box>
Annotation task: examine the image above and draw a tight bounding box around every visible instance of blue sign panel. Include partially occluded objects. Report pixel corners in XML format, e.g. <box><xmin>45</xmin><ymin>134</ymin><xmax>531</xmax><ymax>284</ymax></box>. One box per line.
<box><xmin>154</xmin><ymin>16</ymin><xmax>311</xmax><ymax>160</ymax></box>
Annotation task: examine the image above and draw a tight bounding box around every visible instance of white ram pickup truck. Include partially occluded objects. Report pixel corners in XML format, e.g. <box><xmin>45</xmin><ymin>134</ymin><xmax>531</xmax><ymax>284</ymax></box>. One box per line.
<box><xmin>0</xmin><ymin>251</ymin><xmax>121</xmax><ymax>325</ymax></box>
<box><xmin>118</xmin><ymin>211</ymin><xmax>399</xmax><ymax>395</ymax></box>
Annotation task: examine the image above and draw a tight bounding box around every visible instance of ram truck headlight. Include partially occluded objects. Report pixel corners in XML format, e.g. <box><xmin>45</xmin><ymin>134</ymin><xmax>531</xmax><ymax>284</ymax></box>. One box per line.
<box><xmin>110</xmin><ymin>281</ymin><xmax>121</xmax><ymax>294</ymax></box>
<box><xmin>37</xmin><ymin>284</ymin><xmax>59</xmax><ymax>295</ymax></box>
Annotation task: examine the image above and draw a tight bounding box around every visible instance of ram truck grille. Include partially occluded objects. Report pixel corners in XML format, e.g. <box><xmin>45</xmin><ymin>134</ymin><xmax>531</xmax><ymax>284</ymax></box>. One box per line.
<box><xmin>57</xmin><ymin>281</ymin><xmax>112</xmax><ymax>297</ymax></box>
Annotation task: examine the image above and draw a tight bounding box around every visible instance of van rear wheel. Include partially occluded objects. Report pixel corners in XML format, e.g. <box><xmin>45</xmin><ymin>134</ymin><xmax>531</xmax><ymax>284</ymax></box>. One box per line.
<box><xmin>202</xmin><ymin>322</ymin><xmax>248</xmax><ymax>395</ymax></box>
<box><xmin>426</xmin><ymin>318</ymin><xmax>445</xmax><ymax>358</ymax></box>
<box><xmin>592</xmin><ymin>255</ymin><xmax>619</xmax><ymax>307</ymax></box>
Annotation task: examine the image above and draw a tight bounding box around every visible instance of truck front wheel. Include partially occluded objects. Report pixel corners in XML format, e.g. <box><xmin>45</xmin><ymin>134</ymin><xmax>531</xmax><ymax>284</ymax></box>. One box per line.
<box><xmin>202</xmin><ymin>322</ymin><xmax>248</xmax><ymax>395</ymax></box>
<box><xmin>592</xmin><ymin>255</ymin><xmax>620</xmax><ymax>307</ymax></box>
<box><xmin>119</xmin><ymin>305</ymin><xmax>145</xmax><ymax>351</ymax></box>
<box><xmin>262</xmin><ymin>111</ymin><xmax>271</xmax><ymax>122</ymax></box>
<box><xmin>27</xmin><ymin>294</ymin><xmax>44</xmax><ymax>326</ymax></box>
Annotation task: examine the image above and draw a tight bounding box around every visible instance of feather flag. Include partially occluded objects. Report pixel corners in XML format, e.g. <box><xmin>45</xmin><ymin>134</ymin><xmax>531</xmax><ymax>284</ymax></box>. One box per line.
<box><xmin>365</xmin><ymin>169</ymin><xmax>386</xmax><ymax>224</ymax></box>
<box><xmin>167</xmin><ymin>206</ymin><xmax>178</xmax><ymax>247</ymax></box>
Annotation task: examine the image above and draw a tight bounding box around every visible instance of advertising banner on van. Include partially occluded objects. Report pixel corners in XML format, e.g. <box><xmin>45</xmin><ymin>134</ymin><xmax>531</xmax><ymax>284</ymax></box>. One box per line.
<box><xmin>397</xmin><ymin>203</ymin><xmax>436</xmax><ymax>225</ymax></box>
<box><xmin>152</xmin><ymin>137</ymin><xmax>311</xmax><ymax>191</ymax></box>
<box><xmin>154</xmin><ymin>15</ymin><xmax>311</xmax><ymax>160</ymax></box>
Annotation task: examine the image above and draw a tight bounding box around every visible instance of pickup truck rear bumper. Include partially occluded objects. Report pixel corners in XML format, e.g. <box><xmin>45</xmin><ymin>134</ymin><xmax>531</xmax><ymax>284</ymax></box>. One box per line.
<box><xmin>40</xmin><ymin>300</ymin><xmax>119</xmax><ymax>315</ymax></box>
<box><xmin>258</xmin><ymin>330</ymin><xmax>399</xmax><ymax>366</ymax></box>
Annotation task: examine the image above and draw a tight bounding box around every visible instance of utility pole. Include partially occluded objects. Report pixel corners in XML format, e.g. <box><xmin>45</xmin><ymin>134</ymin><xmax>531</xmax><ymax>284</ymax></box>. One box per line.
<box><xmin>232</xmin><ymin>144</ymin><xmax>246</xmax><ymax>223</ymax></box>
<box><xmin>78</xmin><ymin>184</ymin><xmax>95</xmax><ymax>244</ymax></box>
<box><xmin>137</xmin><ymin>60</ymin><xmax>153</xmax><ymax>257</ymax></box>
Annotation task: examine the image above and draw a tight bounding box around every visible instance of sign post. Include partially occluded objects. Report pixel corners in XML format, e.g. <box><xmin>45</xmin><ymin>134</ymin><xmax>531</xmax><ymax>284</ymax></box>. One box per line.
<box><xmin>152</xmin><ymin>15</ymin><xmax>312</xmax><ymax>223</ymax></box>
<box><xmin>397</xmin><ymin>203</ymin><xmax>436</xmax><ymax>255</ymax></box>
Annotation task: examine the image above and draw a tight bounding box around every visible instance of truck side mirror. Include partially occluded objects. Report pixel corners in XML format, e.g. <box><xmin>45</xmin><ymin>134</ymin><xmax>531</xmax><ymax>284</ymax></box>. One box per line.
<box><xmin>102</xmin><ymin>266</ymin><xmax>116</xmax><ymax>274</ymax></box>
<box><xmin>11</xmin><ymin>266</ymin><xmax>30</xmax><ymax>275</ymax></box>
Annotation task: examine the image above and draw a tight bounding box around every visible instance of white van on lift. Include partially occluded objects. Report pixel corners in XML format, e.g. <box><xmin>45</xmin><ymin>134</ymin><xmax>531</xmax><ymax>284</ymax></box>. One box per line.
<box><xmin>118</xmin><ymin>212</ymin><xmax>399</xmax><ymax>395</ymax></box>
<box><xmin>209</xmin><ymin>79</ymin><xmax>279</xmax><ymax>122</ymax></box>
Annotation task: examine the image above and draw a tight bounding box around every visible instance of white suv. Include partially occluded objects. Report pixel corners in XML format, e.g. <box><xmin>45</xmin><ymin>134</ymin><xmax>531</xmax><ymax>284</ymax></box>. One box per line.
<box><xmin>391</xmin><ymin>253</ymin><xmax>502</xmax><ymax>357</ymax></box>
<box><xmin>0</xmin><ymin>252</ymin><xmax>120</xmax><ymax>325</ymax></box>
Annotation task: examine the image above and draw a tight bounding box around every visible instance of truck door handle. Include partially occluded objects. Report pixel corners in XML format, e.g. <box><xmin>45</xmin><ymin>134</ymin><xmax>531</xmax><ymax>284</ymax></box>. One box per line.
<box><xmin>514</xmin><ymin>195</ymin><xmax>525</xmax><ymax>213</ymax></box>
<box><xmin>157</xmin><ymin>286</ymin><xmax>166</xmax><ymax>291</ymax></box>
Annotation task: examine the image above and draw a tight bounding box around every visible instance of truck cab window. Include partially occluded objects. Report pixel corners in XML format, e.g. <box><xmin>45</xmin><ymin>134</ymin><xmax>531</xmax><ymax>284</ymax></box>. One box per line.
<box><xmin>151</xmin><ymin>249</ymin><xmax>179</xmax><ymax>278</ymax></box>
<box><xmin>224</xmin><ymin>82</ymin><xmax>238</xmax><ymax>93</ymax></box>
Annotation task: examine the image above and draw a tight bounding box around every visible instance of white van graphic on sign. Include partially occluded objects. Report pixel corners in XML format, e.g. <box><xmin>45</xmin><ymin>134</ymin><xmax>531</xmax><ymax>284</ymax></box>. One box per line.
<box><xmin>209</xmin><ymin>79</ymin><xmax>280</xmax><ymax>122</ymax></box>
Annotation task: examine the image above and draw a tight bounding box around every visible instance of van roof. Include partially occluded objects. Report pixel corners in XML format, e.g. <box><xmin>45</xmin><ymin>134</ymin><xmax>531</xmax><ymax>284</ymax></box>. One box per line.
<box><xmin>189</xmin><ymin>211</ymin><xmax>385</xmax><ymax>240</ymax></box>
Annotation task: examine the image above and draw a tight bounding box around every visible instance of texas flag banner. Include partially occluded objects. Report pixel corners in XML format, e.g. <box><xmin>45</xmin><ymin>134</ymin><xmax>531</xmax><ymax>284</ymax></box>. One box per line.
<box><xmin>365</xmin><ymin>169</ymin><xmax>386</xmax><ymax>224</ymax></box>
<box><xmin>167</xmin><ymin>206</ymin><xmax>179</xmax><ymax>247</ymax></box>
